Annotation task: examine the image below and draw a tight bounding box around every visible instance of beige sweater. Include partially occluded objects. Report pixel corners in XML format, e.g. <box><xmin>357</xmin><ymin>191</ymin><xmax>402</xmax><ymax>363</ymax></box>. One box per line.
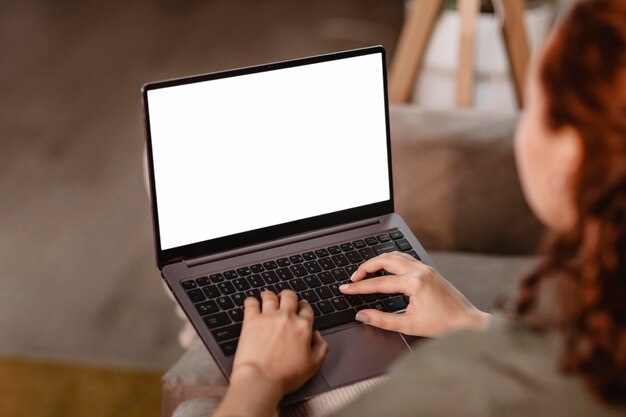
<box><xmin>330</xmin><ymin>317</ymin><xmax>624</xmax><ymax>417</ymax></box>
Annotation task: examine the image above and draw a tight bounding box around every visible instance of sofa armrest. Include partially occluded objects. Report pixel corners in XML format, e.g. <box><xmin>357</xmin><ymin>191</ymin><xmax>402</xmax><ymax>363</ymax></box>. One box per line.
<box><xmin>390</xmin><ymin>106</ymin><xmax>543</xmax><ymax>255</ymax></box>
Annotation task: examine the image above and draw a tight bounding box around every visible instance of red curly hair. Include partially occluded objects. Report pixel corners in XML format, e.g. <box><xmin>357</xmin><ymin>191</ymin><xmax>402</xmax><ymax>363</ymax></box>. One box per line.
<box><xmin>515</xmin><ymin>0</ymin><xmax>626</xmax><ymax>405</ymax></box>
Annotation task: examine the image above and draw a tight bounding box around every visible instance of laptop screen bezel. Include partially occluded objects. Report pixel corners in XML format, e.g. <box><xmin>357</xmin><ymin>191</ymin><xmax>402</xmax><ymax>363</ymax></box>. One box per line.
<box><xmin>142</xmin><ymin>46</ymin><xmax>394</xmax><ymax>268</ymax></box>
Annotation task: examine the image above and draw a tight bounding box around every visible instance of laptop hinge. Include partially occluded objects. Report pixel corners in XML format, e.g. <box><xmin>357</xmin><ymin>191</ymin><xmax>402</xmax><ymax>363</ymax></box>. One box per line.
<box><xmin>184</xmin><ymin>218</ymin><xmax>380</xmax><ymax>268</ymax></box>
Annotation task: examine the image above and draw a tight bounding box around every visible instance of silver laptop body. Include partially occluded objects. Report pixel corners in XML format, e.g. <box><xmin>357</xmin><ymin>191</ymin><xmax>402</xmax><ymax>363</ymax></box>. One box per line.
<box><xmin>141</xmin><ymin>46</ymin><xmax>433</xmax><ymax>404</ymax></box>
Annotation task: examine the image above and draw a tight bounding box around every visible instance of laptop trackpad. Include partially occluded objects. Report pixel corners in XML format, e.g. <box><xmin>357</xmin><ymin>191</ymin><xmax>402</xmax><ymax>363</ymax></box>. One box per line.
<box><xmin>320</xmin><ymin>324</ymin><xmax>409</xmax><ymax>387</ymax></box>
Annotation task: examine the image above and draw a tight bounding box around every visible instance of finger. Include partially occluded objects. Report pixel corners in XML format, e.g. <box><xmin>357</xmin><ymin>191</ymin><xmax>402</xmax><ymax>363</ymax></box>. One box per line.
<box><xmin>355</xmin><ymin>309</ymin><xmax>415</xmax><ymax>333</ymax></box>
<box><xmin>309</xmin><ymin>331</ymin><xmax>329</xmax><ymax>368</ymax></box>
<box><xmin>278</xmin><ymin>290</ymin><xmax>299</xmax><ymax>312</ymax></box>
<box><xmin>260</xmin><ymin>290</ymin><xmax>279</xmax><ymax>312</ymax></box>
<box><xmin>340</xmin><ymin>275</ymin><xmax>416</xmax><ymax>296</ymax></box>
<box><xmin>243</xmin><ymin>296</ymin><xmax>260</xmax><ymax>319</ymax></box>
<box><xmin>297</xmin><ymin>299</ymin><xmax>314</xmax><ymax>324</ymax></box>
<box><xmin>351</xmin><ymin>252</ymin><xmax>415</xmax><ymax>282</ymax></box>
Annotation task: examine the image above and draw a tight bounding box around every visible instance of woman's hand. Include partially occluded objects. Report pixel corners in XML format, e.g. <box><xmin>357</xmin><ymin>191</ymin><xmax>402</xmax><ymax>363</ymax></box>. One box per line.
<box><xmin>340</xmin><ymin>252</ymin><xmax>491</xmax><ymax>337</ymax></box>
<box><xmin>213</xmin><ymin>290</ymin><xmax>328</xmax><ymax>417</ymax></box>
<box><xmin>233</xmin><ymin>290</ymin><xmax>328</xmax><ymax>394</ymax></box>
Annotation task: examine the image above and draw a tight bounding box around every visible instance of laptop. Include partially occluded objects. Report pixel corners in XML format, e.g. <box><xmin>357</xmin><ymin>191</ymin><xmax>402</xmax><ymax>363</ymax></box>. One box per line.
<box><xmin>141</xmin><ymin>45</ymin><xmax>434</xmax><ymax>404</ymax></box>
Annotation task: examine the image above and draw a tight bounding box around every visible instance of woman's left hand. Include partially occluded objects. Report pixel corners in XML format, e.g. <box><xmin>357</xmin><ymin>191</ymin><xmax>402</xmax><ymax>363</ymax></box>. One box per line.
<box><xmin>213</xmin><ymin>290</ymin><xmax>328</xmax><ymax>417</ymax></box>
<box><xmin>232</xmin><ymin>290</ymin><xmax>328</xmax><ymax>396</ymax></box>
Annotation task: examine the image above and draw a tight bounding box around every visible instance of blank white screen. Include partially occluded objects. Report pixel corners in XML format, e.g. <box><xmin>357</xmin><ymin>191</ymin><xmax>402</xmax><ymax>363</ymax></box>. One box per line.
<box><xmin>148</xmin><ymin>52</ymin><xmax>390</xmax><ymax>250</ymax></box>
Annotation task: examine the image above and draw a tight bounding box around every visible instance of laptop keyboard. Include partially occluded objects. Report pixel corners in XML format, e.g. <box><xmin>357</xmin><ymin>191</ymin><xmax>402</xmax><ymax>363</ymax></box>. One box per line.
<box><xmin>181</xmin><ymin>229</ymin><xmax>420</xmax><ymax>356</ymax></box>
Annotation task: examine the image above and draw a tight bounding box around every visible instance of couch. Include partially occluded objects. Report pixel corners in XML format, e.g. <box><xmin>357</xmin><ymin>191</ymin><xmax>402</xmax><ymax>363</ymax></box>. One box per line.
<box><xmin>160</xmin><ymin>106</ymin><xmax>544</xmax><ymax>417</ymax></box>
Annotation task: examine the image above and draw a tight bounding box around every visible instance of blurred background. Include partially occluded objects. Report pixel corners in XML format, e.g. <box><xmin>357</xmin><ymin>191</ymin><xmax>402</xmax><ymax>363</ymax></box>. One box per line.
<box><xmin>0</xmin><ymin>1</ymin><xmax>404</xmax><ymax>415</ymax></box>
<box><xmin>1</xmin><ymin>0</ymin><xmax>570</xmax><ymax>416</ymax></box>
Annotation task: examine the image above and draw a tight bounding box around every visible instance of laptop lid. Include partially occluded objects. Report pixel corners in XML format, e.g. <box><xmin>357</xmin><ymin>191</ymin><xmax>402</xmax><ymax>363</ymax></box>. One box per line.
<box><xmin>142</xmin><ymin>46</ymin><xmax>394</xmax><ymax>268</ymax></box>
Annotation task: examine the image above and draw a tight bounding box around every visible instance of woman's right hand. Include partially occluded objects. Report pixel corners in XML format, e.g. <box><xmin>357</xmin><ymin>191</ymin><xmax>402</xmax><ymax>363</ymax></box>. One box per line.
<box><xmin>339</xmin><ymin>252</ymin><xmax>491</xmax><ymax>337</ymax></box>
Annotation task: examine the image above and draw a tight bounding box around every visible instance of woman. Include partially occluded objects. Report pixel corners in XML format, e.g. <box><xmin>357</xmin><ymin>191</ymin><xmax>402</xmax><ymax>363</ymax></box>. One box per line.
<box><xmin>213</xmin><ymin>1</ymin><xmax>626</xmax><ymax>415</ymax></box>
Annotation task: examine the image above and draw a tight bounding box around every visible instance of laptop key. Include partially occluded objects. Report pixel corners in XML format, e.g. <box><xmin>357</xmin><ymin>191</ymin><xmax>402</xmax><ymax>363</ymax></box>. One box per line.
<box><xmin>318</xmin><ymin>271</ymin><xmax>334</xmax><ymax>285</ymax></box>
<box><xmin>301</xmin><ymin>290</ymin><xmax>319</xmax><ymax>303</ymax></box>
<box><xmin>311</xmin><ymin>304</ymin><xmax>321</xmax><ymax>317</ymax></box>
<box><xmin>247</xmin><ymin>274</ymin><xmax>265</xmax><ymax>288</ymax></box>
<box><xmin>182</xmin><ymin>280</ymin><xmax>197</xmax><ymax>290</ymax></box>
<box><xmin>331</xmin><ymin>268</ymin><xmax>349</xmax><ymax>282</ymax></box>
<box><xmin>260</xmin><ymin>285</ymin><xmax>277</xmax><ymax>293</ymax></box>
<box><xmin>396</xmin><ymin>239</ymin><xmax>412</xmax><ymax>252</ymax></box>
<box><xmin>276</xmin><ymin>258</ymin><xmax>291</xmax><ymax>267</ymax></box>
<box><xmin>365</xmin><ymin>237</ymin><xmax>379</xmax><ymax>246</ymax></box>
<box><xmin>315</xmin><ymin>286</ymin><xmax>333</xmax><ymax>300</ymax></box>
<box><xmin>204</xmin><ymin>312</ymin><xmax>231</xmax><ymax>329</ymax></box>
<box><xmin>362</xmin><ymin>293</ymin><xmax>377</xmax><ymax>303</ymax></box>
<box><xmin>232</xmin><ymin>293</ymin><xmax>246</xmax><ymax>307</ymax></box>
<box><xmin>369</xmin><ymin>301</ymin><xmax>387</xmax><ymax>312</ymax></box>
<box><xmin>218</xmin><ymin>282</ymin><xmax>236</xmax><ymax>295</ymax></box>
<box><xmin>223</xmin><ymin>270</ymin><xmax>238</xmax><ymax>280</ymax></box>
<box><xmin>236</xmin><ymin>267</ymin><xmax>251</xmax><ymax>276</ymax></box>
<box><xmin>331</xmin><ymin>254</ymin><xmax>349</xmax><ymax>267</ymax></box>
<box><xmin>315</xmin><ymin>249</ymin><xmax>330</xmax><ymax>258</ymax></box>
<box><xmin>304</xmin><ymin>261</ymin><xmax>322</xmax><ymax>274</ymax></box>
<box><xmin>313</xmin><ymin>309</ymin><xmax>357</xmax><ymax>331</ymax></box>
<box><xmin>406</xmin><ymin>250</ymin><xmax>421</xmax><ymax>260</ymax></box>
<box><xmin>263</xmin><ymin>261</ymin><xmax>278</xmax><ymax>270</ymax></box>
<box><xmin>212</xmin><ymin>323</ymin><xmax>242</xmax><ymax>342</ymax></box>
<box><xmin>290</xmin><ymin>264</ymin><xmax>308</xmax><ymax>277</ymax></box>
<box><xmin>345</xmin><ymin>264</ymin><xmax>358</xmax><ymax>275</ymax></box>
<box><xmin>385</xmin><ymin>296</ymin><xmax>408</xmax><ymax>312</ymax></box>
<box><xmin>377</xmin><ymin>234</ymin><xmax>391</xmax><ymax>243</ymax></box>
<box><xmin>195</xmin><ymin>276</ymin><xmax>210</xmax><ymax>286</ymax></box>
<box><xmin>219</xmin><ymin>340</ymin><xmax>238</xmax><ymax>356</ymax></box>
<box><xmin>228</xmin><ymin>308</ymin><xmax>244</xmax><ymax>322</ymax></box>
<box><xmin>245</xmin><ymin>289</ymin><xmax>261</xmax><ymax>301</ymax></box>
<box><xmin>345</xmin><ymin>250</ymin><xmax>363</xmax><ymax>264</ymax></box>
<box><xmin>317</xmin><ymin>300</ymin><xmax>335</xmax><ymax>314</ymax></box>
<box><xmin>331</xmin><ymin>297</ymin><xmax>349</xmax><ymax>310</ymax></box>
<box><xmin>233</xmin><ymin>278</ymin><xmax>250</xmax><ymax>292</ymax></box>
<box><xmin>187</xmin><ymin>289</ymin><xmax>206</xmax><ymax>303</ymax></box>
<box><xmin>318</xmin><ymin>257</ymin><xmax>336</xmax><ymax>271</ymax></box>
<box><xmin>346</xmin><ymin>295</ymin><xmax>364</xmax><ymax>307</ymax></box>
<box><xmin>210</xmin><ymin>273</ymin><xmax>225</xmax><ymax>283</ymax></box>
<box><xmin>217</xmin><ymin>296</ymin><xmax>235</xmax><ymax>310</ymax></box>
<box><xmin>390</xmin><ymin>230</ymin><xmax>404</xmax><ymax>240</ymax></box>
<box><xmin>275</xmin><ymin>282</ymin><xmax>291</xmax><ymax>292</ymax></box>
<box><xmin>327</xmin><ymin>246</ymin><xmax>341</xmax><ymax>255</ymax></box>
<box><xmin>262</xmin><ymin>271</ymin><xmax>280</xmax><ymax>284</ymax></box>
<box><xmin>289</xmin><ymin>254</ymin><xmax>304</xmax><ymax>264</ymax></box>
<box><xmin>290</xmin><ymin>278</ymin><xmax>307</xmax><ymax>292</ymax></box>
<box><xmin>329</xmin><ymin>283</ymin><xmax>341</xmax><ymax>296</ymax></box>
<box><xmin>275</xmin><ymin>268</ymin><xmax>293</xmax><ymax>281</ymax></box>
<box><xmin>203</xmin><ymin>285</ymin><xmax>221</xmax><ymax>299</ymax></box>
<box><xmin>304</xmin><ymin>275</ymin><xmax>322</xmax><ymax>288</ymax></box>
<box><xmin>250</xmin><ymin>264</ymin><xmax>264</xmax><ymax>273</ymax></box>
<box><xmin>352</xmin><ymin>239</ymin><xmax>366</xmax><ymax>249</ymax></box>
<box><xmin>195</xmin><ymin>300</ymin><xmax>219</xmax><ymax>316</ymax></box>
<box><xmin>340</xmin><ymin>243</ymin><xmax>354</xmax><ymax>252</ymax></box>
<box><xmin>302</xmin><ymin>252</ymin><xmax>316</xmax><ymax>261</ymax></box>
<box><xmin>373</xmin><ymin>242</ymin><xmax>397</xmax><ymax>255</ymax></box>
<box><xmin>358</xmin><ymin>247</ymin><xmax>376</xmax><ymax>260</ymax></box>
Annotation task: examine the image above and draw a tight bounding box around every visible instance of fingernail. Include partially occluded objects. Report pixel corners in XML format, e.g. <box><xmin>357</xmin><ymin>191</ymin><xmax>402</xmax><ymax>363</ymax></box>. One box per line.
<box><xmin>339</xmin><ymin>284</ymin><xmax>349</xmax><ymax>291</ymax></box>
<box><xmin>350</xmin><ymin>272</ymin><xmax>357</xmax><ymax>281</ymax></box>
<box><xmin>355</xmin><ymin>312</ymin><xmax>370</xmax><ymax>323</ymax></box>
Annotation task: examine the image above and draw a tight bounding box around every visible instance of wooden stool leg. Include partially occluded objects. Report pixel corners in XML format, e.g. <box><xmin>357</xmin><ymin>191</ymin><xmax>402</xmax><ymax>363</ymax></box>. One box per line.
<box><xmin>389</xmin><ymin>0</ymin><xmax>444</xmax><ymax>103</ymax></box>
<box><xmin>456</xmin><ymin>0</ymin><xmax>480</xmax><ymax>107</ymax></box>
<box><xmin>495</xmin><ymin>0</ymin><xmax>530</xmax><ymax>108</ymax></box>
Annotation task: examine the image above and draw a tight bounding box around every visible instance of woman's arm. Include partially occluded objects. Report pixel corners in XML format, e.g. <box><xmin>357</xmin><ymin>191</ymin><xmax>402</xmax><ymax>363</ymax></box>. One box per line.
<box><xmin>212</xmin><ymin>291</ymin><xmax>328</xmax><ymax>417</ymax></box>
<box><xmin>340</xmin><ymin>251</ymin><xmax>492</xmax><ymax>337</ymax></box>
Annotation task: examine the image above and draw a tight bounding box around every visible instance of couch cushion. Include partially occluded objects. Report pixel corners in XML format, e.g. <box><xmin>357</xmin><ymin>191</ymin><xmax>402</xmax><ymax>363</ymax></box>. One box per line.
<box><xmin>390</xmin><ymin>106</ymin><xmax>544</xmax><ymax>255</ymax></box>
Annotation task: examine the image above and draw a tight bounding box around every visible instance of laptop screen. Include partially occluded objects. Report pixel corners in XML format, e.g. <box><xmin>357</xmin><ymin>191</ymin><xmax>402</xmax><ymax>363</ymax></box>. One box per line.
<box><xmin>144</xmin><ymin>48</ymin><xmax>392</xmax><ymax>257</ymax></box>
